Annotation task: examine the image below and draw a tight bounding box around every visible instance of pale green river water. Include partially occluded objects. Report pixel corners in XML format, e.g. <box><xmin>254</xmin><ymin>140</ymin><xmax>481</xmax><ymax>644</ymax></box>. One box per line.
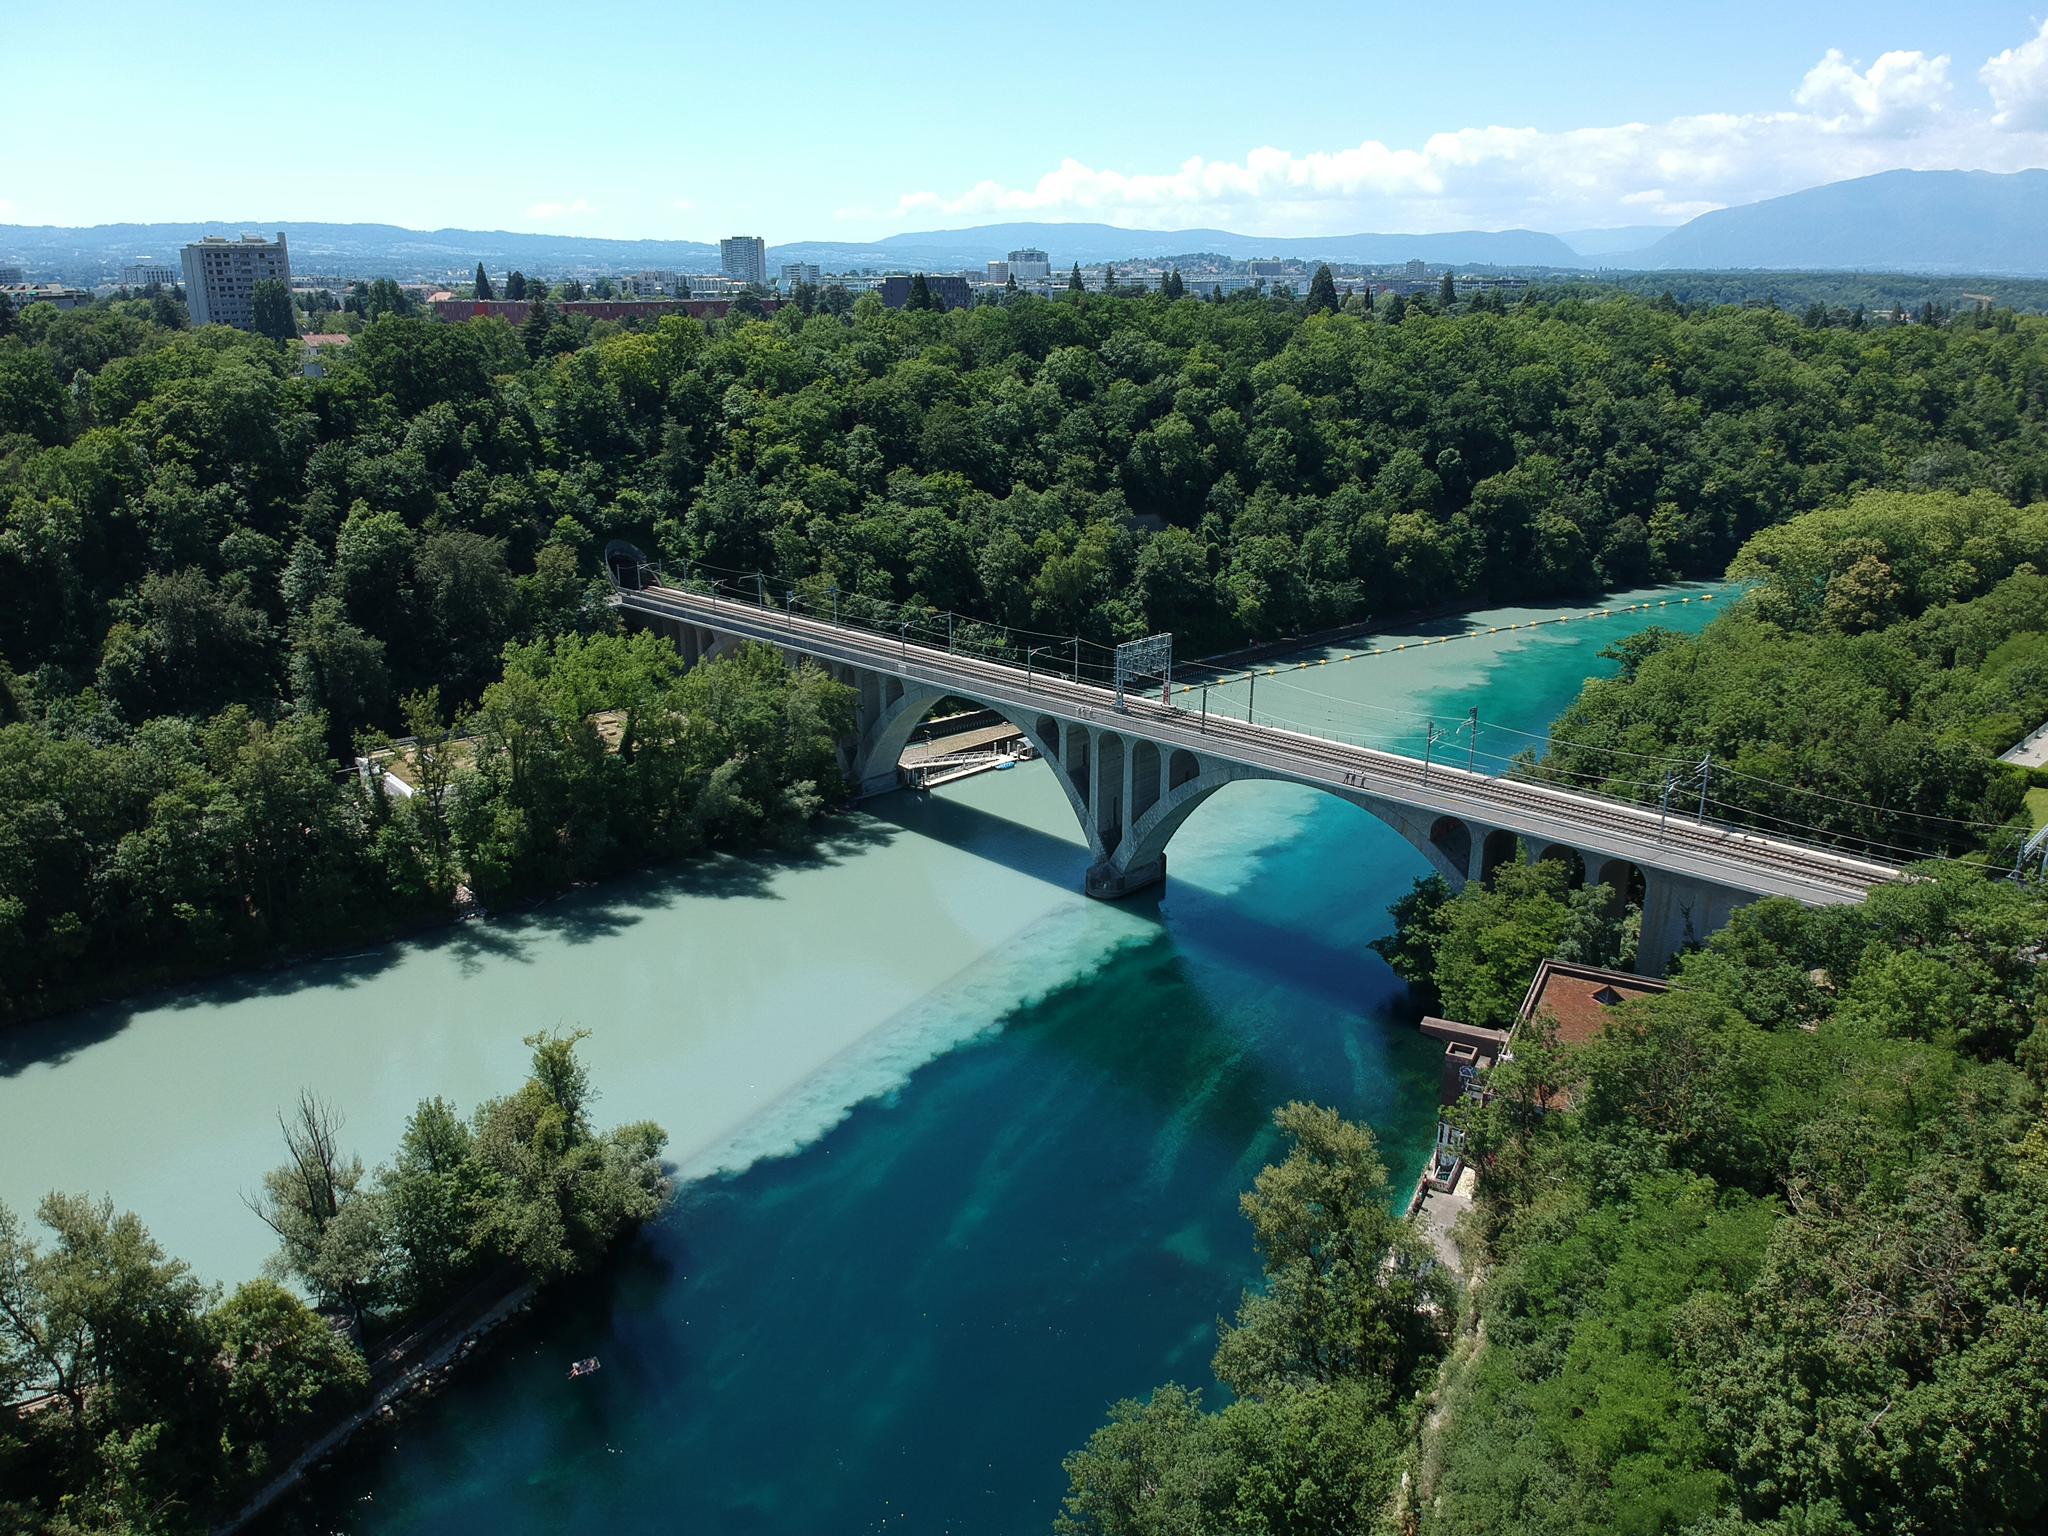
<box><xmin>0</xmin><ymin>586</ymin><xmax>1724</xmax><ymax>1536</ymax></box>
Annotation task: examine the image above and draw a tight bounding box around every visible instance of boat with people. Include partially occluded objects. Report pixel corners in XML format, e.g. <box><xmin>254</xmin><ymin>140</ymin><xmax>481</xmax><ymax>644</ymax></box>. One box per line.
<box><xmin>568</xmin><ymin>1357</ymin><xmax>601</xmax><ymax>1380</ymax></box>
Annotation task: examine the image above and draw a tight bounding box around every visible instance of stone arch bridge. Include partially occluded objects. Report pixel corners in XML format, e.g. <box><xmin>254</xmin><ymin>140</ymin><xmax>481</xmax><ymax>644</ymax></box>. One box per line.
<box><xmin>618</xmin><ymin>583</ymin><xmax>1897</xmax><ymax>973</ymax></box>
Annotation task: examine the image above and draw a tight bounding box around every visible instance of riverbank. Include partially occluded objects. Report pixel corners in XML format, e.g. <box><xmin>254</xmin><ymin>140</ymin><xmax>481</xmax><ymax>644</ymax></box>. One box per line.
<box><xmin>220</xmin><ymin>1278</ymin><xmax>539</xmax><ymax>1535</ymax></box>
<box><xmin>2</xmin><ymin>583</ymin><xmax>1732</xmax><ymax>1534</ymax></box>
<box><xmin>0</xmin><ymin>791</ymin><xmax>857</xmax><ymax>1034</ymax></box>
<box><xmin>1186</xmin><ymin>577</ymin><xmax>1722</xmax><ymax>673</ymax></box>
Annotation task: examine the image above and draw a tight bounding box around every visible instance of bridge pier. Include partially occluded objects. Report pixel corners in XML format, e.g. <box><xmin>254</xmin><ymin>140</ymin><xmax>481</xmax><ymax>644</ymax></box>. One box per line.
<box><xmin>1086</xmin><ymin>852</ymin><xmax>1166</xmax><ymax>899</ymax></box>
<box><xmin>616</xmin><ymin>585</ymin><xmax>1892</xmax><ymax>942</ymax></box>
<box><xmin>1636</xmin><ymin>871</ymin><xmax>1747</xmax><ymax>976</ymax></box>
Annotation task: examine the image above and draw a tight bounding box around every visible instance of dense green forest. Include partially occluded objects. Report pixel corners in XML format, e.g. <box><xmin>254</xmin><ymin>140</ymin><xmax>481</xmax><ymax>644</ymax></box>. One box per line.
<box><xmin>1419</xmin><ymin>863</ymin><xmax>2046</xmax><ymax>1536</ymax></box>
<box><xmin>1059</xmin><ymin>873</ymin><xmax>2048</xmax><ymax>1536</ymax></box>
<box><xmin>1575</xmin><ymin>269</ymin><xmax>2048</xmax><ymax>317</ymax></box>
<box><xmin>1535</xmin><ymin>488</ymin><xmax>2048</xmax><ymax>859</ymax></box>
<box><xmin>12</xmin><ymin>283</ymin><xmax>2048</xmax><ymax>1017</ymax></box>
<box><xmin>0</xmin><ymin>1031</ymin><xmax>668</xmax><ymax>1533</ymax></box>
<box><xmin>1055</xmin><ymin>498</ymin><xmax>2048</xmax><ymax>1533</ymax></box>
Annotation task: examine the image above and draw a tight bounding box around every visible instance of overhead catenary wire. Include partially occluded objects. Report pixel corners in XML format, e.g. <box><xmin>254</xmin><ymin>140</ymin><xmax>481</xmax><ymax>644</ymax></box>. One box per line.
<box><xmin>634</xmin><ymin>564</ymin><xmax>2014</xmax><ymax>857</ymax></box>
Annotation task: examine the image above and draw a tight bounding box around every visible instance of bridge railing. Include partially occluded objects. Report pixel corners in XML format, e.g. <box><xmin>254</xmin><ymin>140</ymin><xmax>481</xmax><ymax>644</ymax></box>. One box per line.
<box><xmin>615</xmin><ymin>568</ymin><xmax>1934</xmax><ymax>876</ymax></box>
<box><xmin>616</xmin><ymin>557</ymin><xmax>1134</xmax><ymax>689</ymax></box>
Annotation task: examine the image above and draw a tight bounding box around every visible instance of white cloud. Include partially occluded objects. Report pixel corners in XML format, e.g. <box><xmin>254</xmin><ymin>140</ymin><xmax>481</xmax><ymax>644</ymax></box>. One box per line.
<box><xmin>526</xmin><ymin>197</ymin><xmax>594</xmax><ymax>221</ymax></box>
<box><xmin>1795</xmin><ymin>48</ymin><xmax>1951</xmax><ymax>132</ymax></box>
<box><xmin>885</xmin><ymin>29</ymin><xmax>2048</xmax><ymax>236</ymax></box>
<box><xmin>1982</xmin><ymin>19</ymin><xmax>2048</xmax><ymax>129</ymax></box>
<box><xmin>1619</xmin><ymin>189</ymin><xmax>1724</xmax><ymax>220</ymax></box>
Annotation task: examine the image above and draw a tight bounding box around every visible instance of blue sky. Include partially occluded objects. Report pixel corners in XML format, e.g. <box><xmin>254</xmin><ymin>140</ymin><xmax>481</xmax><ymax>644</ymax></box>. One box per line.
<box><xmin>6</xmin><ymin>2</ymin><xmax>2048</xmax><ymax>239</ymax></box>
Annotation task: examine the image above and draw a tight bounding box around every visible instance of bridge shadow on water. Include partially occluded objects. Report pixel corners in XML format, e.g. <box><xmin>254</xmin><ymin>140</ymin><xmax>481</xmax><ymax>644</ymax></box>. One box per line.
<box><xmin>868</xmin><ymin>786</ymin><xmax>1418</xmax><ymax>1026</ymax></box>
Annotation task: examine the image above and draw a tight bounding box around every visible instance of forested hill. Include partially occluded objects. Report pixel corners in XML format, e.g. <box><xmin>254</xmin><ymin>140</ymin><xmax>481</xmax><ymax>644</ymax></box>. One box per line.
<box><xmin>7</xmin><ymin>282</ymin><xmax>2048</xmax><ymax>1012</ymax></box>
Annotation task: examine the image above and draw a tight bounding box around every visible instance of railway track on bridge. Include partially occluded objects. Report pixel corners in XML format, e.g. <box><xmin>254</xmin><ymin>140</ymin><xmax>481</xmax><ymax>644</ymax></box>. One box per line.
<box><xmin>620</xmin><ymin>584</ymin><xmax>1899</xmax><ymax>905</ymax></box>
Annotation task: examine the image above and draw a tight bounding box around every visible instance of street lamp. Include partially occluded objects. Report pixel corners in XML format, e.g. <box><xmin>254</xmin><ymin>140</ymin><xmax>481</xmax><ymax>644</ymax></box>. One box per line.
<box><xmin>1026</xmin><ymin>644</ymin><xmax>1051</xmax><ymax>690</ymax></box>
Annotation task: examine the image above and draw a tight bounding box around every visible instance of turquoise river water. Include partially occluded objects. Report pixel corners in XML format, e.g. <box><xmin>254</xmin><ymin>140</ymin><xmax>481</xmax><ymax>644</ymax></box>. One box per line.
<box><xmin>0</xmin><ymin>584</ymin><xmax>1723</xmax><ymax>1535</ymax></box>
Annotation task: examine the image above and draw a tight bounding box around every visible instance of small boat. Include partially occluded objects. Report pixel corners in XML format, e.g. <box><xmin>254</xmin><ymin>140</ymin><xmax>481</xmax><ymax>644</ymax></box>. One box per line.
<box><xmin>568</xmin><ymin>1357</ymin><xmax>602</xmax><ymax>1380</ymax></box>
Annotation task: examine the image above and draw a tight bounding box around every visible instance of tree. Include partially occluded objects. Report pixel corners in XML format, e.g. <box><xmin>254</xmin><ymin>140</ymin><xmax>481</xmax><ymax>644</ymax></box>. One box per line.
<box><xmin>907</xmin><ymin>271</ymin><xmax>932</xmax><ymax>311</ymax></box>
<box><xmin>1212</xmin><ymin>1103</ymin><xmax>1451</xmax><ymax>1397</ymax></box>
<box><xmin>289</xmin><ymin>595</ymin><xmax>389</xmax><ymax>754</ymax></box>
<box><xmin>1384</xmin><ymin>290</ymin><xmax>1408</xmax><ymax>323</ymax></box>
<box><xmin>1369</xmin><ymin>873</ymin><xmax>1452</xmax><ymax>1000</ymax></box>
<box><xmin>1438</xmin><ymin>270</ymin><xmax>1457</xmax><ymax>307</ymax></box>
<box><xmin>1070</xmin><ymin>262</ymin><xmax>1085</xmax><ymax>292</ymax></box>
<box><xmin>379</xmin><ymin>1096</ymin><xmax>494</xmax><ymax>1309</ymax></box>
<box><xmin>1306</xmin><ymin>264</ymin><xmax>1339</xmax><ymax>315</ymax></box>
<box><xmin>1056</xmin><ymin>1385</ymin><xmax>1231</xmax><ymax>1534</ymax></box>
<box><xmin>0</xmin><ymin>289</ymin><xmax>16</xmax><ymax>338</ymax></box>
<box><xmin>522</xmin><ymin>296</ymin><xmax>552</xmax><ymax>360</ymax></box>
<box><xmin>212</xmin><ymin>1279</ymin><xmax>367</xmax><ymax>1479</ymax></box>
<box><xmin>0</xmin><ymin>1193</ymin><xmax>213</xmax><ymax>1474</ymax></box>
<box><xmin>414</xmin><ymin>528</ymin><xmax>516</xmax><ymax>693</ymax></box>
<box><xmin>470</xmin><ymin>1029</ymin><xmax>670</xmax><ymax>1280</ymax></box>
<box><xmin>505</xmin><ymin>269</ymin><xmax>527</xmax><ymax>300</ymax></box>
<box><xmin>473</xmin><ymin>262</ymin><xmax>495</xmax><ymax>300</ymax></box>
<box><xmin>247</xmin><ymin>1093</ymin><xmax>391</xmax><ymax>1327</ymax></box>
<box><xmin>250</xmin><ymin>279</ymin><xmax>296</xmax><ymax>342</ymax></box>
<box><xmin>370</xmin><ymin>687</ymin><xmax>460</xmax><ymax>898</ymax></box>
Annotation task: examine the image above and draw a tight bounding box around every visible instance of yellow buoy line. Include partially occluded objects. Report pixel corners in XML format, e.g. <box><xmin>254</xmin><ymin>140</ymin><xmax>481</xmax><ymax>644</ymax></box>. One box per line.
<box><xmin>1175</xmin><ymin>592</ymin><xmax>1717</xmax><ymax>698</ymax></box>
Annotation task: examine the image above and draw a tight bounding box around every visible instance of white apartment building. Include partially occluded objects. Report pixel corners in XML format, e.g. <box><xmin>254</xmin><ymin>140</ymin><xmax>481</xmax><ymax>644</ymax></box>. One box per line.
<box><xmin>720</xmin><ymin>236</ymin><xmax>767</xmax><ymax>286</ymax></box>
<box><xmin>121</xmin><ymin>262</ymin><xmax>178</xmax><ymax>289</ymax></box>
<box><xmin>683</xmin><ymin>273</ymin><xmax>745</xmax><ymax>295</ymax></box>
<box><xmin>181</xmin><ymin>232</ymin><xmax>292</xmax><ymax>329</ymax></box>
<box><xmin>620</xmin><ymin>269</ymin><xmax>680</xmax><ymax>296</ymax></box>
<box><xmin>780</xmin><ymin>262</ymin><xmax>821</xmax><ymax>287</ymax></box>
<box><xmin>1006</xmin><ymin>247</ymin><xmax>1051</xmax><ymax>281</ymax></box>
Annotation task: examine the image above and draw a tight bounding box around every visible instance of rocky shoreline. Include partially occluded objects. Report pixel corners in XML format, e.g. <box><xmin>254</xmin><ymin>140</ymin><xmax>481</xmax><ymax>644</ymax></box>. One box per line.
<box><xmin>216</xmin><ymin>1280</ymin><xmax>539</xmax><ymax>1534</ymax></box>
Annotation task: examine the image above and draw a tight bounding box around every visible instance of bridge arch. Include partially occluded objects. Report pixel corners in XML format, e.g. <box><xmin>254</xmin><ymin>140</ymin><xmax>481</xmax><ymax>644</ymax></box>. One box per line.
<box><xmin>1480</xmin><ymin>828</ymin><xmax>1520</xmax><ymax>883</ymax></box>
<box><xmin>1537</xmin><ymin>843</ymin><xmax>1586</xmax><ymax>887</ymax></box>
<box><xmin>1429</xmin><ymin>816</ymin><xmax>1473</xmax><ymax>881</ymax></box>
<box><xmin>1592</xmin><ymin>856</ymin><xmax>1647</xmax><ymax>917</ymax></box>
<box><xmin>1106</xmin><ymin>761</ymin><xmax>1481</xmax><ymax>898</ymax></box>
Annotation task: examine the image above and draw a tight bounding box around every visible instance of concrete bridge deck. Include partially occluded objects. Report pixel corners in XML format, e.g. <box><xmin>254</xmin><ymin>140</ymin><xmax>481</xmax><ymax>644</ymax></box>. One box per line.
<box><xmin>617</xmin><ymin>583</ymin><xmax>1899</xmax><ymax>968</ymax></box>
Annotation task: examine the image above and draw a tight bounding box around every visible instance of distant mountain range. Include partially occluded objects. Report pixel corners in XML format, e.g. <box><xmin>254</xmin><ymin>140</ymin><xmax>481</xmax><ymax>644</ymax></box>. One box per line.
<box><xmin>5</xmin><ymin>169</ymin><xmax>2048</xmax><ymax>280</ymax></box>
<box><xmin>1612</xmin><ymin>169</ymin><xmax>2048</xmax><ymax>273</ymax></box>
<box><xmin>774</xmin><ymin>223</ymin><xmax>1580</xmax><ymax>268</ymax></box>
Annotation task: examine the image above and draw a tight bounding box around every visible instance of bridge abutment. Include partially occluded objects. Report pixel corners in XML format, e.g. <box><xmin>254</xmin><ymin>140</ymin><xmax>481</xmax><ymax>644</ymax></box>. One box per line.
<box><xmin>1637</xmin><ymin>871</ymin><xmax>1747</xmax><ymax>976</ymax></box>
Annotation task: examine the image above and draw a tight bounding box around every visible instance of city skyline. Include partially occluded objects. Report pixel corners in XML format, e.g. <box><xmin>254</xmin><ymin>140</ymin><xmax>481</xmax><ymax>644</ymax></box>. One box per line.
<box><xmin>8</xmin><ymin>3</ymin><xmax>2048</xmax><ymax>242</ymax></box>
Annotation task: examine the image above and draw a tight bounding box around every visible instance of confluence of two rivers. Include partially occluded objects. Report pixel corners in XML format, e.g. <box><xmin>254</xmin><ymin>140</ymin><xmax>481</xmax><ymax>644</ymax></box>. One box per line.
<box><xmin>0</xmin><ymin>583</ymin><xmax>1722</xmax><ymax>1534</ymax></box>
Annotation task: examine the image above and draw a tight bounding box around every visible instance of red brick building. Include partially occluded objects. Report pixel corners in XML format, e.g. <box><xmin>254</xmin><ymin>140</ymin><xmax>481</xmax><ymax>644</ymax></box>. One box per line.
<box><xmin>428</xmin><ymin>296</ymin><xmax>779</xmax><ymax>325</ymax></box>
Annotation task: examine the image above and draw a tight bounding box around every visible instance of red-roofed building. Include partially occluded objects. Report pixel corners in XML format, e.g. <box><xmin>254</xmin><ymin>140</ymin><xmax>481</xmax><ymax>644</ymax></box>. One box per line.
<box><xmin>298</xmin><ymin>332</ymin><xmax>351</xmax><ymax>378</ymax></box>
<box><xmin>1514</xmin><ymin>959</ymin><xmax>1670</xmax><ymax>1055</ymax></box>
<box><xmin>427</xmin><ymin>296</ymin><xmax>778</xmax><ymax>326</ymax></box>
<box><xmin>1420</xmin><ymin>958</ymin><xmax>1669</xmax><ymax>1190</ymax></box>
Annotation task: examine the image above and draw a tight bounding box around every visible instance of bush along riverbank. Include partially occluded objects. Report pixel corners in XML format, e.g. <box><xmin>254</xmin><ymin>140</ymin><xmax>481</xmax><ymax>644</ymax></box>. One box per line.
<box><xmin>1</xmin><ymin>635</ymin><xmax>856</xmax><ymax>1026</ymax></box>
<box><xmin>0</xmin><ymin>1029</ymin><xmax>670</xmax><ymax>1533</ymax></box>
